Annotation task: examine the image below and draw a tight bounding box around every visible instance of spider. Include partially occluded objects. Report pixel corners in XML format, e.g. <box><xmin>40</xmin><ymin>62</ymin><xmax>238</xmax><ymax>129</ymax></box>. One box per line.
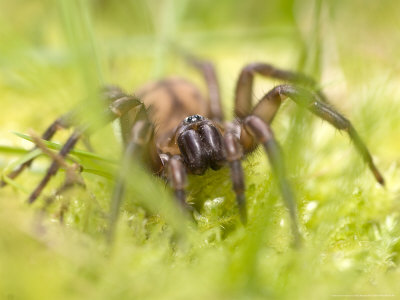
<box><xmin>1</xmin><ymin>54</ymin><xmax>384</xmax><ymax>245</ymax></box>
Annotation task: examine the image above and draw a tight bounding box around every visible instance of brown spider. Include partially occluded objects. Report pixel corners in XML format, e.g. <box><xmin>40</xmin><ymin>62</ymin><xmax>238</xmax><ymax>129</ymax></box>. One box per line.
<box><xmin>1</xmin><ymin>54</ymin><xmax>384</xmax><ymax>244</ymax></box>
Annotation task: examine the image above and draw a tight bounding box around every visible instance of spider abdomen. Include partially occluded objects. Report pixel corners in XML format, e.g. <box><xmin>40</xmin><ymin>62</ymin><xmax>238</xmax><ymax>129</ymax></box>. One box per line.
<box><xmin>135</xmin><ymin>77</ymin><xmax>209</xmax><ymax>141</ymax></box>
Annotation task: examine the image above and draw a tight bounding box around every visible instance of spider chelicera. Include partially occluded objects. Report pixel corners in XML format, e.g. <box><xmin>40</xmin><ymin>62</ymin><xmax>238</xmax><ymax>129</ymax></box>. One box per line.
<box><xmin>1</xmin><ymin>54</ymin><xmax>384</xmax><ymax>245</ymax></box>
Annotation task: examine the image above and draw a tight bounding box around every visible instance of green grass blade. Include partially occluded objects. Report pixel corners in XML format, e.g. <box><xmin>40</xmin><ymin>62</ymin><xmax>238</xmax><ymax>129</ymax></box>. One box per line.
<box><xmin>0</xmin><ymin>145</ymin><xmax>30</xmax><ymax>155</ymax></box>
<box><xmin>2</xmin><ymin>148</ymin><xmax>42</xmax><ymax>174</ymax></box>
<box><xmin>13</xmin><ymin>132</ymin><xmax>117</xmax><ymax>164</ymax></box>
<box><xmin>1</xmin><ymin>175</ymin><xmax>30</xmax><ymax>194</ymax></box>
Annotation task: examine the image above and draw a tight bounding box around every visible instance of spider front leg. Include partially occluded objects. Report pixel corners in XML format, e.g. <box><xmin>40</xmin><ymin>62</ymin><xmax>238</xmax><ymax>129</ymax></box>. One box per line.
<box><xmin>167</xmin><ymin>155</ymin><xmax>192</xmax><ymax>212</ymax></box>
<box><xmin>108</xmin><ymin>107</ymin><xmax>193</xmax><ymax>242</ymax></box>
<box><xmin>240</xmin><ymin>116</ymin><xmax>301</xmax><ymax>246</ymax></box>
<box><xmin>108</xmin><ymin>105</ymin><xmax>164</xmax><ymax>243</ymax></box>
<box><xmin>251</xmin><ymin>84</ymin><xmax>384</xmax><ymax>184</ymax></box>
<box><xmin>224</xmin><ymin>132</ymin><xmax>247</xmax><ymax>224</ymax></box>
<box><xmin>27</xmin><ymin>91</ymin><xmax>144</xmax><ymax>203</ymax></box>
<box><xmin>235</xmin><ymin>62</ymin><xmax>326</xmax><ymax>119</ymax></box>
<box><xmin>234</xmin><ymin>61</ymin><xmax>384</xmax><ymax>183</ymax></box>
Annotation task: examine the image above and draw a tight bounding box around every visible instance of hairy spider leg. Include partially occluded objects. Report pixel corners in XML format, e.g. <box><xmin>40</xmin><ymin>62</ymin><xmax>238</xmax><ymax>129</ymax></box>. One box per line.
<box><xmin>0</xmin><ymin>85</ymin><xmax>125</xmax><ymax>188</ymax></box>
<box><xmin>108</xmin><ymin>111</ymin><xmax>196</xmax><ymax>244</ymax></box>
<box><xmin>232</xmin><ymin>62</ymin><xmax>382</xmax><ymax>245</ymax></box>
<box><xmin>183</xmin><ymin>52</ymin><xmax>224</xmax><ymax>122</ymax></box>
<box><xmin>108</xmin><ymin>104</ymin><xmax>163</xmax><ymax>243</ymax></box>
<box><xmin>28</xmin><ymin>130</ymin><xmax>86</xmax><ymax>214</ymax></box>
<box><xmin>242</xmin><ymin>115</ymin><xmax>301</xmax><ymax>247</ymax></box>
<box><xmin>41</xmin><ymin>164</ymin><xmax>85</xmax><ymax>217</ymax></box>
<box><xmin>27</xmin><ymin>93</ymin><xmax>144</xmax><ymax>203</ymax></box>
<box><xmin>235</xmin><ymin>62</ymin><xmax>327</xmax><ymax>119</ymax></box>
<box><xmin>28</xmin><ymin>129</ymin><xmax>82</xmax><ymax>203</ymax></box>
<box><xmin>0</xmin><ymin>113</ymin><xmax>74</xmax><ymax>187</ymax></box>
<box><xmin>232</xmin><ymin>62</ymin><xmax>322</xmax><ymax>242</ymax></box>
<box><xmin>167</xmin><ymin>155</ymin><xmax>191</xmax><ymax>211</ymax></box>
<box><xmin>251</xmin><ymin>84</ymin><xmax>384</xmax><ymax>184</ymax></box>
<box><xmin>224</xmin><ymin>132</ymin><xmax>246</xmax><ymax>224</ymax></box>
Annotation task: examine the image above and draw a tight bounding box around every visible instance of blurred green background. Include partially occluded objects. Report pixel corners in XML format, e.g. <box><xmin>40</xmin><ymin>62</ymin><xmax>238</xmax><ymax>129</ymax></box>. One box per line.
<box><xmin>1</xmin><ymin>0</ymin><xmax>400</xmax><ymax>299</ymax></box>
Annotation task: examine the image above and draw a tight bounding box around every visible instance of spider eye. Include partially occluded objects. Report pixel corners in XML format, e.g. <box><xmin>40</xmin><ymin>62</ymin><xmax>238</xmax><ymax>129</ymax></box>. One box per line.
<box><xmin>184</xmin><ymin>114</ymin><xmax>204</xmax><ymax>124</ymax></box>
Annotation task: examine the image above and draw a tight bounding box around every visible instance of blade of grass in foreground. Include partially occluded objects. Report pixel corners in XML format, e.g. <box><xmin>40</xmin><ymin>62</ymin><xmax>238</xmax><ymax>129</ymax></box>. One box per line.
<box><xmin>2</xmin><ymin>148</ymin><xmax>42</xmax><ymax>174</ymax></box>
<box><xmin>13</xmin><ymin>132</ymin><xmax>117</xmax><ymax>164</ymax></box>
<box><xmin>1</xmin><ymin>145</ymin><xmax>114</xmax><ymax>184</ymax></box>
<box><xmin>1</xmin><ymin>175</ymin><xmax>30</xmax><ymax>194</ymax></box>
<box><xmin>0</xmin><ymin>145</ymin><xmax>31</xmax><ymax>155</ymax></box>
<box><xmin>57</xmin><ymin>0</ymin><xmax>106</xmax><ymax>134</ymax></box>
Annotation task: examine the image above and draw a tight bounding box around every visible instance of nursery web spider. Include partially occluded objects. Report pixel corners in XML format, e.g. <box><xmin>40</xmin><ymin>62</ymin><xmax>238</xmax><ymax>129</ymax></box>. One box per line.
<box><xmin>1</xmin><ymin>54</ymin><xmax>384</xmax><ymax>245</ymax></box>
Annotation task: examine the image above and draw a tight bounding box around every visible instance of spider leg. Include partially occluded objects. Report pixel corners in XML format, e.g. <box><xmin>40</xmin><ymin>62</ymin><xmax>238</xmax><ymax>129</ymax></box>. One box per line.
<box><xmin>183</xmin><ymin>53</ymin><xmax>224</xmax><ymax>122</ymax></box>
<box><xmin>251</xmin><ymin>84</ymin><xmax>384</xmax><ymax>184</ymax></box>
<box><xmin>241</xmin><ymin>115</ymin><xmax>301</xmax><ymax>247</ymax></box>
<box><xmin>42</xmin><ymin>162</ymin><xmax>85</xmax><ymax>214</ymax></box>
<box><xmin>235</xmin><ymin>62</ymin><xmax>326</xmax><ymax>118</ymax></box>
<box><xmin>0</xmin><ymin>113</ymin><xmax>74</xmax><ymax>187</ymax></box>
<box><xmin>108</xmin><ymin>105</ymin><xmax>163</xmax><ymax>243</ymax></box>
<box><xmin>28</xmin><ymin>129</ymin><xmax>85</xmax><ymax>211</ymax></box>
<box><xmin>224</xmin><ymin>132</ymin><xmax>246</xmax><ymax>224</ymax></box>
<box><xmin>1</xmin><ymin>85</ymin><xmax>124</xmax><ymax>188</ymax></box>
<box><xmin>167</xmin><ymin>155</ymin><xmax>192</xmax><ymax>211</ymax></box>
<box><xmin>27</xmin><ymin>129</ymin><xmax>83</xmax><ymax>203</ymax></box>
<box><xmin>27</xmin><ymin>93</ymin><xmax>144</xmax><ymax>204</ymax></box>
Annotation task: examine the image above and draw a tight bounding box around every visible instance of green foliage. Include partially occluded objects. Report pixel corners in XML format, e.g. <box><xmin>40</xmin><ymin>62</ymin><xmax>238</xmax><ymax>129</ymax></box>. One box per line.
<box><xmin>1</xmin><ymin>0</ymin><xmax>400</xmax><ymax>299</ymax></box>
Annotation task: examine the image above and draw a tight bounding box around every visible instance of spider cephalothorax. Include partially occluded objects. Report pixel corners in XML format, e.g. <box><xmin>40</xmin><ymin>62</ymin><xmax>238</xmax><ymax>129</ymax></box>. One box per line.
<box><xmin>1</xmin><ymin>55</ymin><xmax>384</xmax><ymax>246</ymax></box>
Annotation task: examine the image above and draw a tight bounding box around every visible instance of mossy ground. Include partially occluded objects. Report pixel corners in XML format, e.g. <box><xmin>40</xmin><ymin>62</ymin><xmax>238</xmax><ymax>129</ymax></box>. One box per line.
<box><xmin>1</xmin><ymin>1</ymin><xmax>400</xmax><ymax>299</ymax></box>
